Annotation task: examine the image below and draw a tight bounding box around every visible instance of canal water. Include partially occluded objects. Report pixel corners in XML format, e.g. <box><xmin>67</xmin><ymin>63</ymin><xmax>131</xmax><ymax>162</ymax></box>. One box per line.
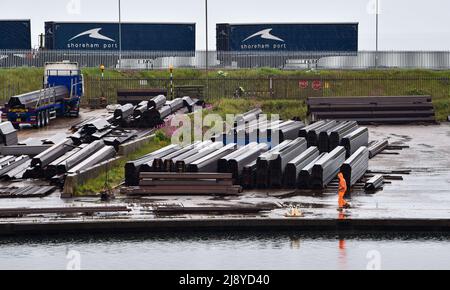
<box><xmin>0</xmin><ymin>232</ymin><xmax>449</xmax><ymax>270</ymax></box>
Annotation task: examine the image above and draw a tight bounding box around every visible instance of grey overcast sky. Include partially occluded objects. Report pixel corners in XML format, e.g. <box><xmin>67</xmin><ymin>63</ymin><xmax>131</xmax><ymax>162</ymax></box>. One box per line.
<box><xmin>1</xmin><ymin>0</ymin><xmax>449</xmax><ymax>50</ymax></box>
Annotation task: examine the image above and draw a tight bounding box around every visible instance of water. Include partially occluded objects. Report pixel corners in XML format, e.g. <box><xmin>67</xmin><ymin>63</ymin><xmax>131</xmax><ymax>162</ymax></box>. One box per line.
<box><xmin>0</xmin><ymin>232</ymin><xmax>449</xmax><ymax>270</ymax></box>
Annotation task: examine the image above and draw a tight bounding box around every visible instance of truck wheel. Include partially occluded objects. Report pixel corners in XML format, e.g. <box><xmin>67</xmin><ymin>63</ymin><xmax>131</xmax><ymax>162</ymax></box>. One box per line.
<box><xmin>44</xmin><ymin>110</ymin><xmax>49</xmax><ymax>127</ymax></box>
<box><xmin>37</xmin><ymin>112</ymin><xmax>42</xmax><ymax>128</ymax></box>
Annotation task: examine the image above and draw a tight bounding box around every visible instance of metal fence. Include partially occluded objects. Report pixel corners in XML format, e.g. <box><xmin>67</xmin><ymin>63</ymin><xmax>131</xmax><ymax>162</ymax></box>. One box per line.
<box><xmin>2</xmin><ymin>50</ymin><xmax>450</xmax><ymax>70</ymax></box>
<box><xmin>82</xmin><ymin>76</ymin><xmax>450</xmax><ymax>106</ymax></box>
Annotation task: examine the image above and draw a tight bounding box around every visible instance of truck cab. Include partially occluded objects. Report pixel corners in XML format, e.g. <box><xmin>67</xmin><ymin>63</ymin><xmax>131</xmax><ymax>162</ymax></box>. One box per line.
<box><xmin>2</xmin><ymin>61</ymin><xmax>84</xmax><ymax>128</ymax></box>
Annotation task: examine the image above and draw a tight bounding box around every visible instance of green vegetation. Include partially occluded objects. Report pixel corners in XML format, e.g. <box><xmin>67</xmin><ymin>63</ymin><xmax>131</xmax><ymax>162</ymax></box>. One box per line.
<box><xmin>0</xmin><ymin>67</ymin><xmax>449</xmax><ymax>120</ymax></box>
<box><xmin>74</xmin><ymin>131</ymin><xmax>170</xmax><ymax>196</ymax></box>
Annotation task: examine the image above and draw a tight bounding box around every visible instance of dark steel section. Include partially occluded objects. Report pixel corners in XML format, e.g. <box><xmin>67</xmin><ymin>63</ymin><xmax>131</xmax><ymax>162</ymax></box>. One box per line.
<box><xmin>311</xmin><ymin>146</ymin><xmax>346</xmax><ymax>189</ymax></box>
<box><xmin>284</xmin><ymin>147</ymin><xmax>320</xmax><ymax>188</ymax></box>
<box><xmin>298</xmin><ymin>153</ymin><xmax>327</xmax><ymax>189</ymax></box>
<box><xmin>341</xmin><ymin>127</ymin><xmax>369</xmax><ymax>158</ymax></box>
<box><xmin>341</xmin><ymin>146</ymin><xmax>369</xmax><ymax>187</ymax></box>
<box><xmin>269</xmin><ymin>138</ymin><xmax>308</xmax><ymax>188</ymax></box>
<box><xmin>368</xmin><ymin>140</ymin><xmax>389</xmax><ymax>159</ymax></box>
<box><xmin>307</xmin><ymin>96</ymin><xmax>436</xmax><ymax>124</ymax></box>
<box><xmin>125</xmin><ymin>144</ymin><xmax>180</xmax><ymax>186</ymax></box>
<box><xmin>117</xmin><ymin>89</ymin><xmax>167</xmax><ymax>105</ymax></box>
<box><xmin>227</xmin><ymin>143</ymin><xmax>269</xmax><ymax>181</ymax></box>
<box><xmin>68</xmin><ymin>146</ymin><xmax>116</xmax><ymax>174</ymax></box>
<box><xmin>31</xmin><ymin>138</ymin><xmax>74</xmax><ymax>168</ymax></box>
<box><xmin>187</xmin><ymin>144</ymin><xmax>237</xmax><ymax>173</ymax></box>
<box><xmin>58</xmin><ymin>140</ymin><xmax>106</xmax><ymax>173</ymax></box>
<box><xmin>365</xmin><ymin>175</ymin><xmax>384</xmax><ymax>192</ymax></box>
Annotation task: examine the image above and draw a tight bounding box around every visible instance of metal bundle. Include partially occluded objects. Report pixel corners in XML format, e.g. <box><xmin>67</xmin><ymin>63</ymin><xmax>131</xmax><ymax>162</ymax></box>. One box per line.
<box><xmin>218</xmin><ymin>143</ymin><xmax>259</xmax><ymax>173</ymax></box>
<box><xmin>298</xmin><ymin>120</ymin><xmax>328</xmax><ymax>139</ymax></box>
<box><xmin>68</xmin><ymin>146</ymin><xmax>116</xmax><ymax>174</ymax></box>
<box><xmin>165</xmin><ymin>141</ymin><xmax>213</xmax><ymax>172</ymax></box>
<box><xmin>31</xmin><ymin>138</ymin><xmax>74</xmax><ymax>168</ymax></box>
<box><xmin>256</xmin><ymin>140</ymin><xmax>298</xmax><ymax>188</ymax></box>
<box><xmin>175</xmin><ymin>142</ymin><xmax>223</xmax><ymax>172</ymax></box>
<box><xmin>235</xmin><ymin>108</ymin><xmax>262</xmax><ymax>126</ymax></box>
<box><xmin>306</xmin><ymin>120</ymin><xmax>337</xmax><ymax>147</ymax></box>
<box><xmin>0</xmin><ymin>156</ymin><xmax>31</xmax><ymax>177</ymax></box>
<box><xmin>148</xmin><ymin>95</ymin><xmax>167</xmax><ymax>110</ymax></box>
<box><xmin>126</xmin><ymin>172</ymin><xmax>242</xmax><ymax>196</ymax></box>
<box><xmin>226</xmin><ymin>143</ymin><xmax>269</xmax><ymax>181</ymax></box>
<box><xmin>311</xmin><ymin>146</ymin><xmax>346</xmax><ymax>189</ymax></box>
<box><xmin>241</xmin><ymin>160</ymin><xmax>258</xmax><ymax>189</ymax></box>
<box><xmin>298</xmin><ymin>153</ymin><xmax>327</xmax><ymax>189</ymax></box>
<box><xmin>341</xmin><ymin>127</ymin><xmax>369</xmax><ymax>158</ymax></box>
<box><xmin>365</xmin><ymin>175</ymin><xmax>384</xmax><ymax>191</ymax></box>
<box><xmin>307</xmin><ymin>96</ymin><xmax>436</xmax><ymax>124</ymax></box>
<box><xmin>7</xmin><ymin>86</ymin><xmax>69</xmax><ymax>109</ymax></box>
<box><xmin>114</xmin><ymin>103</ymin><xmax>135</xmax><ymax>121</ymax></box>
<box><xmin>319</xmin><ymin>121</ymin><xmax>358</xmax><ymax>153</ymax></box>
<box><xmin>368</xmin><ymin>140</ymin><xmax>389</xmax><ymax>159</ymax></box>
<box><xmin>117</xmin><ymin>89</ymin><xmax>167</xmax><ymax>105</ymax></box>
<box><xmin>328</xmin><ymin>121</ymin><xmax>359</xmax><ymax>151</ymax></box>
<box><xmin>58</xmin><ymin>140</ymin><xmax>106</xmax><ymax>174</ymax></box>
<box><xmin>125</xmin><ymin>144</ymin><xmax>181</xmax><ymax>186</ymax></box>
<box><xmin>268</xmin><ymin>138</ymin><xmax>308</xmax><ymax>188</ymax></box>
<box><xmin>0</xmin><ymin>122</ymin><xmax>18</xmax><ymax>146</ymax></box>
<box><xmin>284</xmin><ymin>147</ymin><xmax>320</xmax><ymax>188</ymax></box>
<box><xmin>341</xmin><ymin>147</ymin><xmax>369</xmax><ymax>187</ymax></box>
<box><xmin>187</xmin><ymin>143</ymin><xmax>237</xmax><ymax>173</ymax></box>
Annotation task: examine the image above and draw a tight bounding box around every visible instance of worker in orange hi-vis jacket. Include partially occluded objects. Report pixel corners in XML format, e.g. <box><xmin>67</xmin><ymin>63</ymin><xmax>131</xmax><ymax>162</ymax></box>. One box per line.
<box><xmin>338</xmin><ymin>173</ymin><xmax>350</xmax><ymax>211</ymax></box>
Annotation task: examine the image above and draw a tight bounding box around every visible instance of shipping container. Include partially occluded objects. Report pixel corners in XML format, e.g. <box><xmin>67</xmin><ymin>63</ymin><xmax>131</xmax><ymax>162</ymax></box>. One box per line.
<box><xmin>217</xmin><ymin>23</ymin><xmax>358</xmax><ymax>52</ymax></box>
<box><xmin>45</xmin><ymin>22</ymin><xmax>196</xmax><ymax>51</ymax></box>
<box><xmin>0</xmin><ymin>20</ymin><xmax>31</xmax><ymax>49</ymax></box>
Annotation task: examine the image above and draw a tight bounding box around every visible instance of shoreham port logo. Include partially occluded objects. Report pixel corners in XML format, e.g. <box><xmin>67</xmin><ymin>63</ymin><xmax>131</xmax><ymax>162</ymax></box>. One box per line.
<box><xmin>241</xmin><ymin>28</ymin><xmax>287</xmax><ymax>50</ymax></box>
<box><xmin>67</xmin><ymin>28</ymin><xmax>118</xmax><ymax>49</ymax></box>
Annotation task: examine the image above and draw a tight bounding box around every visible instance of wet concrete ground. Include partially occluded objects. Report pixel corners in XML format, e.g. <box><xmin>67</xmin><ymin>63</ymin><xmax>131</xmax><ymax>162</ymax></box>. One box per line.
<box><xmin>1</xmin><ymin>123</ymin><xmax>449</xmax><ymax>224</ymax></box>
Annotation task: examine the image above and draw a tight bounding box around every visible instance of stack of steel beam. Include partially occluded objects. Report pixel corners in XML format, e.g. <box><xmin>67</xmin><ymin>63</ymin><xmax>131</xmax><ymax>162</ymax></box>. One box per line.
<box><xmin>31</xmin><ymin>139</ymin><xmax>74</xmax><ymax>168</ymax></box>
<box><xmin>310</xmin><ymin>146</ymin><xmax>347</xmax><ymax>189</ymax></box>
<box><xmin>164</xmin><ymin>141</ymin><xmax>213</xmax><ymax>172</ymax></box>
<box><xmin>187</xmin><ymin>143</ymin><xmax>237</xmax><ymax>173</ymax></box>
<box><xmin>0</xmin><ymin>186</ymin><xmax>56</xmax><ymax>199</ymax></box>
<box><xmin>234</xmin><ymin>108</ymin><xmax>262</xmax><ymax>126</ymax></box>
<box><xmin>0</xmin><ymin>122</ymin><xmax>18</xmax><ymax>146</ymax></box>
<box><xmin>218</xmin><ymin>143</ymin><xmax>258</xmax><ymax>174</ymax></box>
<box><xmin>269</xmin><ymin>121</ymin><xmax>305</xmax><ymax>143</ymax></box>
<box><xmin>368</xmin><ymin>140</ymin><xmax>389</xmax><ymax>159</ymax></box>
<box><xmin>305</xmin><ymin>120</ymin><xmax>337</xmax><ymax>147</ymax></box>
<box><xmin>117</xmin><ymin>88</ymin><xmax>167</xmax><ymax>105</ymax></box>
<box><xmin>125</xmin><ymin>144</ymin><xmax>181</xmax><ymax>186</ymax></box>
<box><xmin>241</xmin><ymin>160</ymin><xmax>258</xmax><ymax>189</ymax></box>
<box><xmin>58</xmin><ymin>140</ymin><xmax>106</xmax><ymax>174</ymax></box>
<box><xmin>125</xmin><ymin>172</ymin><xmax>242</xmax><ymax>196</ymax></box>
<box><xmin>365</xmin><ymin>175</ymin><xmax>384</xmax><ymax>191</ymax></box>
<box><xmin>307</xmin><ymin>96</ymin><xmax>436</xmax><ymax>124</ymax></box>
<box><xmin>175</xmin><ymin>142</ymin><xmax>223</xmax><ymax>172</ymax></box>
<box><xmin>319</xmin><ymin>121</ymin><xmax>358</xmax><ymax>153</ymax></box>
<box><xmin>298</xmin><ymin>153</ymin><xmax>327</xmax><ymax>189</ymax></box>
<box><xmin>328</xmin><ymin>121</ymin><xmax>359</xmax><ymax>152</ymax></box>
<box><xmin>256</xmin><ymin>140</ymin><xmax>293</xmax><ymax>188</ymax></box>
<box><xmin>0</xmin><ymin>156</ymin><xmax>30</xmax><ymax>178</ymax></box>
<box><xmin>341</xmin><ymin>147</ymin><xmax>370</xmax><ymax>187</ymax></box>
<box><xmin>284</xmin><ymin>147</ymin><xmax>320</xmax><ymax>188</ymax></box>
<box><xmin>68</xmin><ymin>146</ymin><xmax>116</xmax><ymax>174</ymax></box>
<box><xmin>268</xmin><ymin>138</ymin><xmax>308</xmax><ymax>188</ymax></box>
<box><xmin>298</xmin><ymin>120</ymin><xmax>328</xmax><ymax>139</ymax></box>
<box><xmin>341</xmin><ymin>127</ymin><xmax>369</xmax><ymax>158</ymax></box>
<box><xmin>225</xmin><ymin>143</ymin><xmax>269</xmax><ymax>181</ymax></box>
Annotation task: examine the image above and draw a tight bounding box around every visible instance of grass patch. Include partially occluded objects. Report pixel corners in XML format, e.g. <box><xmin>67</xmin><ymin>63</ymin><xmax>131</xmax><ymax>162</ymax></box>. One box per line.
<box><xmin>73</xmin><ymin>131</ymin><xmax>170</xmax><ymax>196</ymax></box>
<box><xmin>211</xmin><ymin>98</ymin><xmax>307</xmax><ymax>120</ymax></box>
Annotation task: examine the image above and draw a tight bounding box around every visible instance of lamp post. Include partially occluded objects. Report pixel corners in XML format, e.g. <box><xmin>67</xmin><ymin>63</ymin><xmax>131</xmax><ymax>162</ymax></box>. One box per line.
<box><xmin>205</xmin><ymin>0</ymin><xmax>209</xmax><ymax>98</ymax></box>
<box><xmin>118</xmin><ymin>0</ymin><xmax>123</xmax><ymax>69</ymax></box>
<box><xmin>375</xmin><ymin>0</ymin><xmax>379</xmax><ymax>68</ymax></box>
